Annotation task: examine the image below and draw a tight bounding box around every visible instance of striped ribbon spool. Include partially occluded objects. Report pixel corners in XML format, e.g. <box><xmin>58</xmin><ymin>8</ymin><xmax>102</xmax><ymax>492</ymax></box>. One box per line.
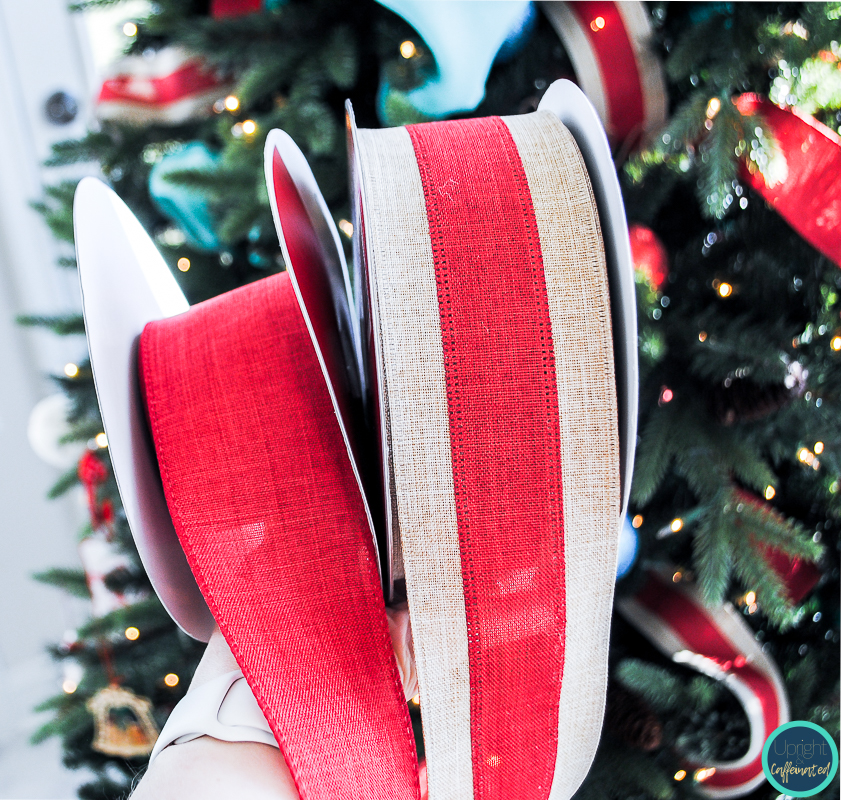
<box><xmin>352</xmin><ymin>110</ymin><xmax>622</xmax><ymax>800</ymax></box>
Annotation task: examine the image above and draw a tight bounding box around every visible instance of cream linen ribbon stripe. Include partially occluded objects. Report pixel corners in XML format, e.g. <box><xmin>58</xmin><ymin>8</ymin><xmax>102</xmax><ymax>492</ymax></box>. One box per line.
<box><xmin>355</xmin><ymin>110</ymin><xmax>620</xmax><ymax>800</ymax></box>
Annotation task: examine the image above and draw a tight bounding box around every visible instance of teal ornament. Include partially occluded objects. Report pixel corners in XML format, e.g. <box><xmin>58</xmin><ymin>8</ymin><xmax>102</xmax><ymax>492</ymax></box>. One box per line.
<box><xmin>616</xmin><ymin>515</ymin><xmax>639</xmax><ymax>580</ymax></box>
<box><xmin>149</xmin><ymin>142</ymin><xmax>221</xmax><ymax>251</ymax></box>
<box><xmin>688</xmin><ymin>3</ymin><xmax>733</xmax><ymax>25</ymax></box>
<box><xmin>247</xmin><ymin>248</ymin><xmax>272</xmax><ymax>269</ymax></box>
<box><xmin>377</xmin><ymin>0</ymin><xmax>532</xmax><ymax>118</ymax></box>
<box><xmin>495</xmin><ymin>1</ymin><xmax>537</xmax><ymax>63</ymax></box>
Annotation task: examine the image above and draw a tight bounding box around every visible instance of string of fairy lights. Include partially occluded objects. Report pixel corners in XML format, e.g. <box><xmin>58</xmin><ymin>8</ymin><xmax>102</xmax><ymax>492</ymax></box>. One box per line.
<box><xmin>59</xmin><ymin>357</ymin><xmax>186</xmax><ymax>696</ymax></box>
<box><xmin>51</xmin><ymin>12</ymin><xmax>833</xmax><ymax>783</ymax></box>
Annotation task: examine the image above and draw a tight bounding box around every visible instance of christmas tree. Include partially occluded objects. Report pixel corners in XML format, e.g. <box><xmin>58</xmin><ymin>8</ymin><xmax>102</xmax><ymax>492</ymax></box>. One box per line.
<box><xmin>23</xmin><ymin>2</ymin><xmax>839</xmax><ymax>798</ymax></box>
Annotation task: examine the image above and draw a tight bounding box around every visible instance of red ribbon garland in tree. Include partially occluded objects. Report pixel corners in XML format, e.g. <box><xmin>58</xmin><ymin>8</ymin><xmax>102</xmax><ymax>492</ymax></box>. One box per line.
<box><xmin>211</xmin><ymin>0</ymin><xmax>264</xmax><ymax>17</ymax></box>
<box><xmin>78</xmin><ymin>450</ymin><xmax>114</xmax><ymax>531</ymax></box>
<box><xmin>96</xmin><ymin>48</ymin><xmax>231</xmax><ymax>125</ymax></box>
<box><xmin>618</xmin><ymin>568</ymin><xmax>790</xmax><ymax>798</ymax></box>
<box><xmin>736</xmin><ymin>95</ymin><xmax>841</xmax><ymax>268</ymax></box>
<box><xmin>541</xmin><ymin>1</ymin><xmax>667</xmax><ymax>151</ymax></box>
<box><xmin>734</xmin><ymin>489</ymin><xmax>822</xmax><ymax>604</ymax></box>
<box><xmin>619</xmin><ymin>492</ymin><xmax>821</xmax><ymax>797</ymax></box>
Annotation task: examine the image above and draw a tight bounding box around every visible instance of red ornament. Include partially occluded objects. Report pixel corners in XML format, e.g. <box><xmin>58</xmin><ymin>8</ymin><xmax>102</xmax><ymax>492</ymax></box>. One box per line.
<box><xmin>628</xmin><ymin>223</ymin><xmax>668</xmax><ymax>289</ymax></box>
<box><xmin>736</xmin><ymin>95</ymin><xmax>841</xmax><ymax>267</ymax></box>
<box><xmin>211</xmin><ymin>0</ymin><xmax>263</xmax><ymax>17</ymax></box>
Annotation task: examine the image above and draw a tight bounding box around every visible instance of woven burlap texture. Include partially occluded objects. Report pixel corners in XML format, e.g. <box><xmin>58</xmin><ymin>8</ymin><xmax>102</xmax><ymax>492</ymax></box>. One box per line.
<box><xmin>358</xmin><ymin>124</ymin><xmax>474</xmax><ymax>800</ymax></box>
<box><xmin>506</xmin><ymin>111</ymin><xmax>621</xmax><ymax>800</ymax></box>
<box><xmin>140</xmin><ymin>274</ymin><xmax>419</xmax><ymax>800</ymax></box>
<box><xmin>356</xmin><ymin>109</ymin><xmax>620</xmax><ymax>800</ymax></box>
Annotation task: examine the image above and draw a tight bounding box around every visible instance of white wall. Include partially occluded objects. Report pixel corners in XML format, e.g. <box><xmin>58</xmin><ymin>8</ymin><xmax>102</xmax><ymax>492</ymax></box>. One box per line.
<box><xmin>0</xmin><ymin>1</ymin><xmax>102</xmax><ymax>796</ymax></box>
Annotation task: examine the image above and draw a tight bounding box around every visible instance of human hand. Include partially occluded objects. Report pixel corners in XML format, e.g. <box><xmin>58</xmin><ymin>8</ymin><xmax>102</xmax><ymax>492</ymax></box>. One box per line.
<box><xmin>132</xmin><ymin>606</ymin><xmax>417</xmax><ymax>800</ymax></box>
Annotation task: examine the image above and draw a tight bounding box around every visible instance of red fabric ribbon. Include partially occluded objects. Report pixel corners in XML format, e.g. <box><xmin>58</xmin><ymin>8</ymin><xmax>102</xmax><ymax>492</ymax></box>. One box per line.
<box><xmin>211</xmin><ymin>0</ymin><xmax>263</xmax><ymax>18</ymax></box>
<box><xmin>139</xmin><ymin>273</ymin><xmax>419</xmax><ymax>800</ymax></box>
<box><xmin>78</xmin><ymin>451</ymin><xmax>111</xmax><ymax>529</ymax></box>
<box><xmin>759</xmin><ymin>545</ymin><xmax>821</xmax><ymax>604</ymax></box>
<box><xmin>98</xmin><ymin>61</ymin><xmax>224</xmax><ymax>108</ymax></box>
<box><xmin>407</xmin><ymin>116</ymin><xmax>564</xmax><ymax>800</ymax></box>
<box><xmin>736</xmin><ymin>95</ymin><xmax>841</xmax><ymax>267</ymax></box>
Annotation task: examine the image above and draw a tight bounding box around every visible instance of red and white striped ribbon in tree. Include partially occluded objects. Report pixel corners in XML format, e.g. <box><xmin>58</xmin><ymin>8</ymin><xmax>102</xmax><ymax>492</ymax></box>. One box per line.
<box><xmin>541</xmin><ymin>1</ymin><xmax>667</xmax><ymax>150</ymax></box>
<box><xmin>96</xmin><ymin>47</ymin><xmax>230</xmax><ymax>125</ymax></box>
<box><xmin>617</xmin><ymin>569</ymin><xmax>790</xmax><ymax>798</ymax></box>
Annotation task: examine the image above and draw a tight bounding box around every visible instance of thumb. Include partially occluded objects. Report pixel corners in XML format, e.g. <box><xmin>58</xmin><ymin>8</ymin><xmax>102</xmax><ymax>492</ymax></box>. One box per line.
<box><xmin>386</xmin><ymin>604</ymin><xmax>417</xmax><ymax>701</ymax></box>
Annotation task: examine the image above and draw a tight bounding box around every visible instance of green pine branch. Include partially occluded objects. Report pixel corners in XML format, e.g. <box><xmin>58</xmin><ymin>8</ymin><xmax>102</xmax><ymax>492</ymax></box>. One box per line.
<box><xmin>633</xmin><ymin>394</ymin><xmax>777</xmax><ymax>507</ymax></box>
<box><xmin>615</xmin><ymin>659</ymin><xmax>684</xmax><ymax>713</ymax></box>
<box><xmin>31</xmin><ymin>181</ymin><xmax>80</xmax><ymax>245</ymax></box>
<box><xmin>16</xmin><ymin>314</ymin><xmax>85</xmax><ymax>336</ymax></box>
<box><xmin>68</xmin><ymin>1</ymin><xmax>124</xmax><ymax>10</ymax></box>
<box><xmin>692</xmin><ymin>504</ymin><xmax>734</xmax><ymax>603</ymax></box>
<box><xmin>685</xmin><ymin>314</ymin><xmax>794</xmax><ymax>386</ymax></box>
<box><xmin>44</xmin><ymin>133</ymin><xmax>116</xmax><ymax>168</ymax></box>
<box><xmin>31</xmin><ymin>699</ymin><xmax>91</xmax><ymax>746</ymax></box>
<box><xmin>33</xmin><ymin>568</ymin><xmax>90</xmax><ymax>599</ymax></box>
<box><xmin>48</xmin><ymin>466</ymin><xmax>80</xmax><ymax>499</ymax></box>
<box><xmin>631</xmin><ymin>401</ymin><xmax>690</xmax><ymax>506</ymax></box>
<box><xmin>697</xmin><ymin>100</ymin><xmax>743</xmax><ymax>219</ymax></box>
<box><xmin>689</xmin><ymin>488</ymin><xmax>824</xmax><ymax>626</ymax></box>
<box><xmin>76</xmin><ymin>597</ymin><xmax>171</xmax><ymax>640</ymax></box>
